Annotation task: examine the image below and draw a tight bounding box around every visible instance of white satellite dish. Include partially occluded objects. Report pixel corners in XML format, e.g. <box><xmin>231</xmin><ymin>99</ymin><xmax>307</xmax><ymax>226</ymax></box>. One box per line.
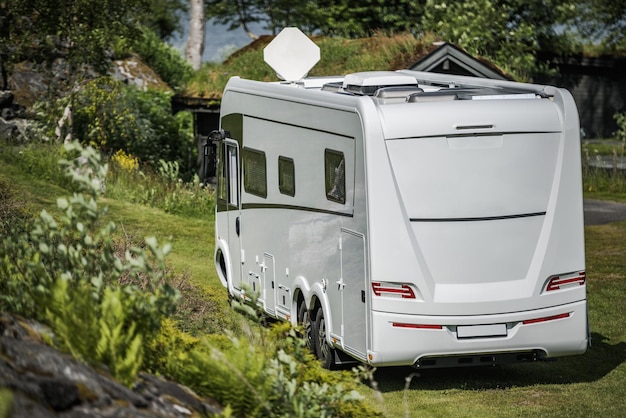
<box><xmin>264</xmin><ymin>27</ymin><xmax>320</xmax><ymax>83</ymax></box>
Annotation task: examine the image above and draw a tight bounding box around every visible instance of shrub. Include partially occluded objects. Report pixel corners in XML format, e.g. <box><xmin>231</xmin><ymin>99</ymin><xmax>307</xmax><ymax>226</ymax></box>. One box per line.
<box><xmin>162</xmin><ymin>287</ymin><xmax>380</xmax><ymax>418</ymax></box>
<box><xmin>39</xmin><ymin>77</ymin><xmax>196</xmax><ymax>178</ymax></box>
<box><xmin>133</xmin><ymin>27</ymin><xmax>194</xmax><ymax>92</ymax></box>
<box><xmin>0</xmin><ymin>141</ymin><xmax>179</xmax><ymax>385</ymax></box>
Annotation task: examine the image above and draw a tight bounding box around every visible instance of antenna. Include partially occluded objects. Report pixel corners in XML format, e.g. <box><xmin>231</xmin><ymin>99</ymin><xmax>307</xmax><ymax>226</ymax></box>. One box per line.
<box><xmin>264</xmin><ymin>27</ymin><xmax>320</xmax><ymax>83</ymax></box>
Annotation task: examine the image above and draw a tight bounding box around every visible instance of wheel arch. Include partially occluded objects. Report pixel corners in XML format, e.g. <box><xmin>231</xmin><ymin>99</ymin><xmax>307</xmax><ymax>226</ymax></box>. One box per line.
<box><xmin>214</xmin><ymin>238</ymin><xmax>231</xmax><ymax>290</ymax></box>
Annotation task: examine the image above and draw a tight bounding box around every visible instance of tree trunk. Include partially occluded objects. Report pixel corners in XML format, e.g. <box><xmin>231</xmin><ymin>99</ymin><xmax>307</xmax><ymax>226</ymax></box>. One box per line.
<box><xmin>185</xmin><ymin>0</ymin><xmax>205</xmax><ymax>70</ymax></box>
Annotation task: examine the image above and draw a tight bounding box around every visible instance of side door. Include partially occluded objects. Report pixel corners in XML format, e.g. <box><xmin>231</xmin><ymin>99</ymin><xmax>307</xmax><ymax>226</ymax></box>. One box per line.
<box><xmin>223</xmin><ymin>139</ymin><xmax>243</xmax><ymax>290</ymax></box>
<box><xmin>340</xmin><ymin>229</ymin><xmax>367</xmax><ymax>358</ymax></box>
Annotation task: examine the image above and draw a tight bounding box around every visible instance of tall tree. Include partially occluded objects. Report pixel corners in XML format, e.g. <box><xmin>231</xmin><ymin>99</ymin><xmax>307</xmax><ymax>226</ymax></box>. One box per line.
<box><xmin>572</xmin><ymin>0</ymin><xmax>626</xmax><ymax>47</ymax></box>
<box><xmin>186</xmin><ymin>0</ymin><xmax>206</xmax><ymax>69</ymax></box>
<box><xmin>141</xmin><ymin>0</ymin><xmax>188</xmax><ymax>41</ymax></box>
<box><xmin>0</xmin><ymin>0</ymin><xmax>149</xmax><ymax>74</ymax></box>
<box><xmin>420</xmin><ymin>0</ymin><xmax>580</xmax><ymax>80</ymax></box>
<box><xmin>204</xmin><ymin>0</ymin><xmax>424</xmax><ymax>38</ymax></box>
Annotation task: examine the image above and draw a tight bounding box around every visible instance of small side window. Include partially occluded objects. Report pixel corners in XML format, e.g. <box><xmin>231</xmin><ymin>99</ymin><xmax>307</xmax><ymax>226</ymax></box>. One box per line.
<box><xmin>324</xmin><ymin>149</ymin><xmax>345</xmax><ymax>204</ymax></box>
<box><xmin>243</xmin><ymin>147</ymin><xmax>267</xmax><ymax>198</ymax></box>
<box><xmin>278</xmin><ymin>156</ymin><xmax>295</xmax><ymax>197</ymax></box>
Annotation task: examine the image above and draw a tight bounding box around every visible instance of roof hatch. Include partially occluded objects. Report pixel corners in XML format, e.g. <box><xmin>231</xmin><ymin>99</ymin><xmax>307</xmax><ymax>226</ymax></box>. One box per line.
<box><xmin>342</xmin><ymin>71</ymin><xmax>419</xmax><ymax>95</ymax></box>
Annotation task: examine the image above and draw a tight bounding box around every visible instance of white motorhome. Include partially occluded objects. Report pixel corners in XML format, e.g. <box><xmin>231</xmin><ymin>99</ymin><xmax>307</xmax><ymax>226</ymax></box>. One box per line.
<box><xmin>211</xmin><ymin>29</ymin><xmax>588</xmax><ymax>369</ymax></box>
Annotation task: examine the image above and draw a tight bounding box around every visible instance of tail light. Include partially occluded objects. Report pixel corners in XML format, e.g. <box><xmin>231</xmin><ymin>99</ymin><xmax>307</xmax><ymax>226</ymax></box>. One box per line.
<box><xmin>392</xmin><ymin>322</ymin><xmax>442</xmax><ymax>330</ymax></box>
<box><xmin>523</xmin><ymin>312</ymin><xmax>570</xmax><ymax>325</ymax></box>
<box><xmin>546</xmin><ymin>271</ymin><xmax>586</xmax><ymax>292</ymax></box>
<box><xmin>372</xmin><ymin>282</ymin><xmax>416</xmax><ymax>299</ymax></box>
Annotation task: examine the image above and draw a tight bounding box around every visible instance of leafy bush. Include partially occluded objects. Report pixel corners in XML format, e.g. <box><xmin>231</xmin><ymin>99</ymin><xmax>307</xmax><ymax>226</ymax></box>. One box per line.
<box><xmin>159</xmin><ymin>288</ymin><xmax>380</xmax><ymax>417</ymax></box>
<box><xmin>0</xmin><ymin>141</ymin><xmax>179</xmax><ymax>385</ymax></box>
<box><xmin>133</xmin><ymin>27</ymin><xmax>194</xmax><ymax>92</ymax></box>
<box><xmin>39</xmin><ymin>77</ymin><xmax>196</xmax><ymax>178</ymax></box>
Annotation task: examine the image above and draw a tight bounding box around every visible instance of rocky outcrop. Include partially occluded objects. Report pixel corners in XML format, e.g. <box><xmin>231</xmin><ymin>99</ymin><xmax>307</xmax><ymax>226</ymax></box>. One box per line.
<box><xmin>0</xmin><ymin>313</ymin><xmax>222</xmax><ymax>417</ymax></box>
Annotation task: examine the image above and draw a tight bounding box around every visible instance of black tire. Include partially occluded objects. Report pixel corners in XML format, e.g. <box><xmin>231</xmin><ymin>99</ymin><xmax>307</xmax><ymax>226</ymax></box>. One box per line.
<box><xmin>313</xmin><ymin>307</ymin><xmax>335</xmax><ymax>369</ymax></box>
<box><xmin>297</xmin><ymin>302</ymin><xmax>314</xmax><ymax>354</ymax></box>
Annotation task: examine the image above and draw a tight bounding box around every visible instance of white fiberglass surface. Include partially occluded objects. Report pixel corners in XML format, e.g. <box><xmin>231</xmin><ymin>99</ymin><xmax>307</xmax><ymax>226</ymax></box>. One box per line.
<box><xmin>386</xmin><ymin>132</ymin><xmax>561</xmax><ymax>292</ymax></box>
<box><xmin>411</xmin><ymin>216</ymin><xmax>542</xmax><ymax>288</ymax></box>
<box><xmin>385</xmin><ymin>133</ymin><xmax>560</xmax><ymax>219</ymax></box>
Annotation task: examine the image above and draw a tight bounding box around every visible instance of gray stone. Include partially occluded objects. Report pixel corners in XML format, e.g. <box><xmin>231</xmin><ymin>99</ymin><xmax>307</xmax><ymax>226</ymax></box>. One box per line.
<box><xmin>0</xmin><ymin>313</ymin><xmax>223</xmax><ymax>417</ymax></box>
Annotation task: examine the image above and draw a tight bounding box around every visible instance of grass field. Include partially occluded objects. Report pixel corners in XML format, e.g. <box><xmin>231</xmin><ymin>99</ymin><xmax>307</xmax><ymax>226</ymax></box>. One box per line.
<box><xmin>1</xmin><ymin>149</ymin><xmax>625</xmax><ymax>417</ymax></box>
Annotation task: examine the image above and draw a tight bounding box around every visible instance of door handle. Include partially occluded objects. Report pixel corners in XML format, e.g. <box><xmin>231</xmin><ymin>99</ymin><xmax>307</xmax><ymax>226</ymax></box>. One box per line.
<box><xmin>235</xmin><ymin>216</ymin><xmax>240</xmax><ymax>236</ymax></box>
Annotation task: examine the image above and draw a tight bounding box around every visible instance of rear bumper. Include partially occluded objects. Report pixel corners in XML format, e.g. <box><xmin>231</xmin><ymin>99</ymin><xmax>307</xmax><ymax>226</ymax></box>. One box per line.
<box><xmin>367</xmin><ymin>300</ymin><xmax>588</xmax><ymax>367</ymax></box>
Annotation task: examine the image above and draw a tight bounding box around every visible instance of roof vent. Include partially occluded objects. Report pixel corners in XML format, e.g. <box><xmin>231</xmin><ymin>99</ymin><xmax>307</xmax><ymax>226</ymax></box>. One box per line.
<box><xmin>343</xmin><ymin>71</ymin><xmax>418</xmax><ymax>95</ymax></box>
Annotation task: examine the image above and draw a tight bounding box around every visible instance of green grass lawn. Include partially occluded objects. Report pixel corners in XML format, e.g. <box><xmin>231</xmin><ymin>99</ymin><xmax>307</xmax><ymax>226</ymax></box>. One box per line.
<box><xmin>2</xmin><ymin>151</ymin><xmax>626</xmax><ymax>417</ymax></box>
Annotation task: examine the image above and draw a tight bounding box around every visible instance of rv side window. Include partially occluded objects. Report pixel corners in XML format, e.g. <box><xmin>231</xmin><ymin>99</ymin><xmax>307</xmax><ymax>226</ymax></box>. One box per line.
<box><xmin>278</xmin><ymin>156</ymin><xmax>295</xmax><ymax>197</ymax></box>
<box><xmin>324</xmin><ymin>149</ymin><xmax>345</xmax><ymax>204</ymax></box>
<box><xmin>217</xmin><ymin>142</ymin><xmax>226</xmax><ymax>203</ymax></box>
<box><xmin>243</xmin><ymin>147</ymin><xmax>267</xmax><ymax>198</ymax></box>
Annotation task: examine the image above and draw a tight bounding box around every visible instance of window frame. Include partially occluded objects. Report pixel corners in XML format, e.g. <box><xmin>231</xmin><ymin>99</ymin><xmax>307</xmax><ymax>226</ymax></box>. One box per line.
<box><xmin>278</xmin><ymin>156</ymin><xmax>296</xmax><ymax>197</ymax></box>
<box><xmin>242</xmin><ymin>147</ymin><xmax>267</xmax><ymax>198</ymax></box>
<box><xmin>324</xmin><ymin>148</ymin><xmax>346</xmax><ymax>204</ymax></box>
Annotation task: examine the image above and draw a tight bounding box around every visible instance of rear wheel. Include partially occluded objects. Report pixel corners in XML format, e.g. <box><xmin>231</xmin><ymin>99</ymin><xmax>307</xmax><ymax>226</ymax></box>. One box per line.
<box><xmin>297</xmin><ymin>302</ymin><xmax>314</xmax><ymax>354</ymax></box>
<box><xmin>313</xmin><ymin>307</ymin><xmax>335</xmax><ymax>369</ymax></box>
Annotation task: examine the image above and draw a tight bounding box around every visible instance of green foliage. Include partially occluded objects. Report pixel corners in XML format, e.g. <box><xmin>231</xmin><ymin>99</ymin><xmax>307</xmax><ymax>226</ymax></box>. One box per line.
<box><xmin>265</xmin><ymin>326</ymin><xmax>380</xmax><ymax>418</ymax></box>
<box><xmin>167</xmin><ymin>327</ymin><xmax>379</xmax><ymax>418</ymax></box>
<box><xmin>133</xmin><ymin>27</ymin><xmax>194</xmax><ymax>91</ymax></box>
<box><xmin>107</xmin><ymin>154</ymin><xmax>216</xmax><ymax>218</ymax></box>
<box><xmin>206</xmin><ymin>0</ymin><xmax>423</xmax><ymax>37</ymax></box>
<box><xmin>0</xmin><ymin>0</ymin><xmax>147</xmax><ymax>74</ymax></box>
<box><xmin>45</xmin><ymin>278</ymin><xmax>144</xmax><ymax>386</ymax></box>
<box><xmin>614</xmin><ymin>111</ymin><xmax>626</xmax><ymax>143</ymax></box>
<box><xmin>187</xmin><ymin>33</ymin><xmax>439</xmax><ymax>97</ymax></box>
<box><xmin>40</xmin><ymin>77</ymin><xmax>196</xmax><ymax>177</ymax></box>
<box><xmin>166</xmin><ymin>290</ymin><xmax>380</xmax><ymax>417</ymax></box>
<box><xmin>185</xmin><ymin>336</ymin><xmax>270</xmax><ymax>417</ymax></box>
<box><xmin>1</xmin><ymin>139</ymin><xmax>73</xmax><ymax>189</ymax></box>
<box><xmin>138</xmin><ymin>0</ymin><xmax>187</xmax><ymax>41</ymax></box>
<box><xmin>0</xmin><ymin>179</ymin><xmax>33</xmax><ymax>237</ymax></box>
<box><xmin>421</xmin><ymin>0</ymin><xmax>550</xmax><ymax>80</ymax></box>
<box><xmin>582</xmin><ymin>139</ymin><xmax>626</xmax><ymax>195</ymax></box>
<box><xmin>0</xmin><ymin>141</ymin><xmax>179</xmax><ymax>385</ymax></box>
<box><xmin>571</xmin><ymin>0</ymin><xmax>626</xmax><ymax>47</ymax></box>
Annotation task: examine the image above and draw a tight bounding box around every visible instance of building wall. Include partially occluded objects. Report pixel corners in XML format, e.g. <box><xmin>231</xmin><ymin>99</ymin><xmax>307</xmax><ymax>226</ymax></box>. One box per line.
<box><xmin>537</xmin><ymin>55</ymin><xmax>626</xmax><ymax>139</ymax></box>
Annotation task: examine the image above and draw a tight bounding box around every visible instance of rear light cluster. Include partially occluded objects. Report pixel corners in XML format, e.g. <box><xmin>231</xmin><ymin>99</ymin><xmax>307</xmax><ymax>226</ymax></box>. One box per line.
<box><xmin>372</xmin><ymin>282</ymin><xmax>416</xmax><ymax>298</ymax></box>
<box><xmin>546</xmin><ymin>271</ymin><xmax>586</xmax><ymax>292</ymax></box>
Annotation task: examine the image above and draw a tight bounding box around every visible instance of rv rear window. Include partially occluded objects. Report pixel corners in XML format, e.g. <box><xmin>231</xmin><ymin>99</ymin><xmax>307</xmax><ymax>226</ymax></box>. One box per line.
<box><xmin>325</xmin><ymin>149</ymin><xmax>345</xmax><ymax>204</ymax></box>
<box><xmin>243</xmin><ymin>147</ymin><xmax>267</xmax><ymax>198</ymax></box>
<box><xmin>278</xmin><ymin>156</ymin><xmax>295</xmax><ymax>197</ymax></box>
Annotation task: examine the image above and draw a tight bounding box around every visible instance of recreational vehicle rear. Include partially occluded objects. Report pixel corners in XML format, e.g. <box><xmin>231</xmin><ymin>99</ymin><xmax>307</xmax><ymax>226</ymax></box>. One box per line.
<box><xmin>211</xmin><ymin>30</ymin><xmax>588</xmax><ymax>369</ymax></box>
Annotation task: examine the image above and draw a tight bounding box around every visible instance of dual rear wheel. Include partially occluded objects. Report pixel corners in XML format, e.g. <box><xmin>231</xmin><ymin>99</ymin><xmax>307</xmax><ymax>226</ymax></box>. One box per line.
<box><xmin>298</xmin><ymin>303</ymin><xmax>335</xmax><ymax>369</ymax></box>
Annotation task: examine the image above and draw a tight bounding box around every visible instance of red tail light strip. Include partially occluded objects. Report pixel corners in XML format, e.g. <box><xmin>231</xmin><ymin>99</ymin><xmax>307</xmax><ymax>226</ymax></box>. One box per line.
<box><xmin>392</xmin><ymin>322</ymin><xmax>443</xmax><ymax>330</ymax></box>
<box><xmin>522</xmin><ymin>312</ymin><xmax>570</xmax><ymax>325</ymax></box>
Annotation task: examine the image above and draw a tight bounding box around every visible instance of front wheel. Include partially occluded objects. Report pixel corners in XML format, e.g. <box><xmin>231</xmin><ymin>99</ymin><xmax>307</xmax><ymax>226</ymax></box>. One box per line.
<box><xmin>313</xmin><ymin>307</ymin><xmax>335</xmax><ymax>369</ymax></box>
